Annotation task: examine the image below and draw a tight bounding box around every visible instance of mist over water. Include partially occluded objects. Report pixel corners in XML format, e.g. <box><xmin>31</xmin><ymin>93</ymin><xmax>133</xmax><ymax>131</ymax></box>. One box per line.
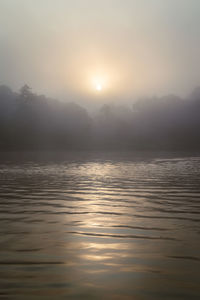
<box><xmin>1</xmin><ymin>1</ymin><xmax>200</xmax><ymax>298</ymax></box>
<box><xmin>0</xmin><ymin>152</ymin><xmax>200</xmax><ymax>299</ymax></box>
<box><xmin>1</xmin><ymin>85</ymin><xmax>200</xmax><ymax>151</ymax></box>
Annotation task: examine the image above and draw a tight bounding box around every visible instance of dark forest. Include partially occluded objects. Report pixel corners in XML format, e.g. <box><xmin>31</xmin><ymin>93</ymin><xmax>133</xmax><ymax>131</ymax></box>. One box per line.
<box><xmin>1</xmin><ymin>84</ymin><xmax>200</xmax><ymax>151</ymax></box>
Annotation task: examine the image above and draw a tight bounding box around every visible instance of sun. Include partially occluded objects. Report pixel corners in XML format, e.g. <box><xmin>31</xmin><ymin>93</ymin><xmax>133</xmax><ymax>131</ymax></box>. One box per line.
<box><xmin>92</xmin><ymin>78</ymin><xmax>104</xmax><ymax>92</ymax></box>
<box><xmin>89</xmin><ymin>74</ymin><xmax>108</xmax><ymax>94</ymax></box>
<box><xmin>96</xmin><ymin>83</ymin><xmax>102</xmax><ymax>91</ymax></box>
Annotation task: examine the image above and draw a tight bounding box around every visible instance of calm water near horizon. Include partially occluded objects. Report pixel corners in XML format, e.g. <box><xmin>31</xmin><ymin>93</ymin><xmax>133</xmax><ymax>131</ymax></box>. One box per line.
<box><xmin>0</xmin><ymin>151</ymin><xmax>200</xmax><ymax>299</ymax></box>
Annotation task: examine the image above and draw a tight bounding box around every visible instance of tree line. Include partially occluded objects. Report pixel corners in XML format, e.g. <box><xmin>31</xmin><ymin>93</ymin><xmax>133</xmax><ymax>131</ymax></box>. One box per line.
<box><xmin>0</xmin><ymin>84</ymin><xmax>200</xmax><ymax>150</ymax></box>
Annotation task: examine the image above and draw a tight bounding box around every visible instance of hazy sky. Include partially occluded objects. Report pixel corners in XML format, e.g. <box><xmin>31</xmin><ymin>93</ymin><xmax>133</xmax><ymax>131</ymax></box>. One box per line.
<box><xmin>1</xmin><ymin>0</ymin><xmax>200</xmax><ymax>102</ymax></box>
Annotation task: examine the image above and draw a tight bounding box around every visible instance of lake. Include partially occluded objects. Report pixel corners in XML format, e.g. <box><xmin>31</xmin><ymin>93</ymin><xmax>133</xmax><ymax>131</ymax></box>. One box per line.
<box><xmin>0</xmin><ymin>151</ymin><xmax>200</xmax><ymax>299</ymax></box>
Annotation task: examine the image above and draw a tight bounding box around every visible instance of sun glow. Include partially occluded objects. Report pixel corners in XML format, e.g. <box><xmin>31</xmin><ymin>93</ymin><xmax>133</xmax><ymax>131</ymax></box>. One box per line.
<box><xmin>96</xmin><ymin>83</ymin><xmax>102</xmax><ymax>91</ymax></box>
<box><xmin>92</xmin><ymin>77</ymin><xmax>106</xmax><ymax>93</ymax></box>
<box><xmin>80</xmin><ymin>63</ymin><xmax>120</xmax><ymax>96</ymax></box>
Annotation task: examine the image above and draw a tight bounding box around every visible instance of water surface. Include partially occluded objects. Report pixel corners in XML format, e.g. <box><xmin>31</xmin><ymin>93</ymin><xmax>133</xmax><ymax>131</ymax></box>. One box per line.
<box><xmin>0</xmin><ymin>152</ymin><xmax>200</xmax><ymax>299</ymax></box>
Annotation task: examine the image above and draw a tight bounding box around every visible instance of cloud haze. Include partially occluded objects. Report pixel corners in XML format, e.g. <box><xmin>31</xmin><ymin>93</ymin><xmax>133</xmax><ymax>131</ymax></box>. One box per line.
<box><xmin>0</xmin><ymin>0</ymin><xmax>200</xmax><ymax>102</ymax></box>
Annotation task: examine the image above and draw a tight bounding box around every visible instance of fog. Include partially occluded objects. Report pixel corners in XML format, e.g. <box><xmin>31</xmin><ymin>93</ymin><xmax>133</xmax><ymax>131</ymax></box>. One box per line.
<box><xmin>1</xmin><ymin>1</ymin><xmax>200</xmax><ymax>150</ymax></box>
<box><xmin>1</xmin><ymin>0</ymin><xmax>200</xmax><ymax>100</ymax></box>
<box><xmin>0</xmin><ymin>84</ymin><xmax>200</xmax><ymax>151</ymax></box>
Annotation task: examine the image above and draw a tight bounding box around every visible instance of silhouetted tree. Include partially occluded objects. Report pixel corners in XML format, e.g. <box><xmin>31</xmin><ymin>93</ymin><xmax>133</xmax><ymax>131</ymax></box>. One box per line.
<box><xmin>19</xmin><ymin>84</ymin><xmax>33</xmax><ymax>103</ymax></box>
<box><xmin>0</xmin><ymin>84</ymin><xmax>200</xmax><ymax>151</ymax></box>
